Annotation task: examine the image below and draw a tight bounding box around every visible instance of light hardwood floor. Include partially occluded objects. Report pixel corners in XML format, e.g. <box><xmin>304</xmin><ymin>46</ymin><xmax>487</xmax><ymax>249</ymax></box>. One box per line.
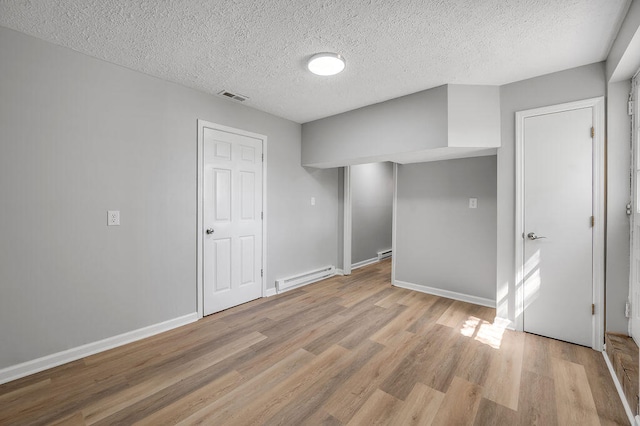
<box><xmin>0</xmin><ymin>259</ymin><xmax>629</xmax><ymax>425</ymax></box>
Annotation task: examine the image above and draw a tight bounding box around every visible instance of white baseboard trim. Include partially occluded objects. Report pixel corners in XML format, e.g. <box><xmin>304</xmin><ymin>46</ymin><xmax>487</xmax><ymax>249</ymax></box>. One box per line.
<box><xmin>0</xmin><ymin>312</ymin><xmax>198</xmax><ymax>385</ymax></box>
<box><xmin>602</xmin><ymin>350</ymin><xmax>637</xmax><ymax>425</ymax></box>
<box><xmin>351</xmin><ymin>257</ymin><xmax>378</xmax><ymax>270</ymax></box>
<box><xmin>393</xmin><ymin>280</ymin><xmax>496</xmax><ymax>308</ymax></box>
<box><xmin>334</xmin><ymin>269</ymin><xmax>345</xmax><ymax>276</ymax></box>
<box><xmin>264</xmin><ymin>287</ymin><xmax>277</xmax><ymax>297</ymax></box>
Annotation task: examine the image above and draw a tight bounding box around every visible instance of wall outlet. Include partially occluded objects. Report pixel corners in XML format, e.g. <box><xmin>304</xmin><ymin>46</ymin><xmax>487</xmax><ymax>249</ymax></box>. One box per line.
<box><xmin>107</xmin><ymin>210</ymin><xmax>120</xmax><ymax>226</ymax></box>
<box><xmin>311</xmin><ymin>197</ymin><xmax>316</xmax><ymax>206</ymax></box>
<box><xmin>469</xmin><ymin>198</ymin><xmax>478</xmax><ymax>209</ymax></box>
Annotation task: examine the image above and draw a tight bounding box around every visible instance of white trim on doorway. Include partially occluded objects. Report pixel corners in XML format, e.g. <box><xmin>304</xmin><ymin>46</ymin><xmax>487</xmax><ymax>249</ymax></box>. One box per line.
<box><xmin>514</xmin><ymin>97</ymin><xmax>605</xmax><ymax>351</ymax></box>
<box><xmin>391</xmin><ymin>162</ymin><xmax>398</xmax><ymax>285</ymax></box>
<box><xmin>343</xmin><ymin>166</ymin><xmax>352</xmax><ymax>276</ymax></box>
<box><xmin>196</xmin><ymin>120</ymin><xmax>268</xmax><ymax>319</ymax></box>
<box><xmin>629</xmin><ymin>74</ymin><xmax>640</xmax><ymax>345</ymax></box>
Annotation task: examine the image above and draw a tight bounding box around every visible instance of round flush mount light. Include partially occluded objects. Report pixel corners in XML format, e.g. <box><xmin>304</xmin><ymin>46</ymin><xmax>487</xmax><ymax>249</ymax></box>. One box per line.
<box><xmin>307</xmin><ymin>52</ymin><xmax>346</xmax><ymax>76</ymax></box>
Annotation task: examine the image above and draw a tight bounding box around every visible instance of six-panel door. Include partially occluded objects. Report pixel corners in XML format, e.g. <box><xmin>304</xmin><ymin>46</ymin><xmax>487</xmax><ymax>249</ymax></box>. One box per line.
<box><xmin>203</xmin><ymin>128</ymin><xmax>263</xmax><ymax>315</ymax></box>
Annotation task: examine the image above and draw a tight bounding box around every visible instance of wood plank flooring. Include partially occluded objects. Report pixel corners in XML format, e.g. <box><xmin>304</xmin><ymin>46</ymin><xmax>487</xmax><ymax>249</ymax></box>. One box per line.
<box><xmin>0</xmin><ymin>259</ymin><xmax>629</xmax><ymax>425</ymax></box>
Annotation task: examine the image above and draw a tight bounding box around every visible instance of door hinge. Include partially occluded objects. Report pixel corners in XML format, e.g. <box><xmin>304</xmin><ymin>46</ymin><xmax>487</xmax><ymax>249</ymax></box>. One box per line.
<box><xmin>590</xmin><ymin>127</ymin><xmax>594</xmax><ymax>138</ymax></box>
<box><xmin>261</xmin><ymin>269</ymin><xmax>263</xmax><ymax>277</ymax></box>
<box><xmin>626</xmin><ymin>302</ymin><xmax>631</xmax><ymax>318</ymax></box>
<box><xmin>592</xmin><ymin>303</ymin><xmax>595</xmax><ymax>315</ymax></box>
<box><xmin>261</xmin><ymin>211</ymin><xmax>263</xmax><ymax>220</ymax></box>
<box><xmin>262</xmin><ymin>153</ymin><xmax>264</xmax><ymax>162</ymax></box>
<box><xmin>590</xmin><ymin>216</ymin><xmax>595</xmax><ymax>227</ymax></box>
<box><xmin>629</xmin><ymin>100</ymin><xmax>634</xmax><ymax>116</ymax></box>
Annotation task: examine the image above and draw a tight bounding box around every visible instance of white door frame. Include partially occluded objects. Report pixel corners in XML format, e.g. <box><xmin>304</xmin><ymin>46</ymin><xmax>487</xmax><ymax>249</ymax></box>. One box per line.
<box><xmin>342</xmin><ymin>166</ymin><xmax>352</xmax><ymax>275</ymax></box>
<box><xmin>630</xmin><ymin>73</ymin><xmax>640</xmax><ymax>343</ymax></box>
<box><xmin>342</xmin><ymin>163</ymin><xmax>397</xmax><ymax>276</ymax></box>
<box><xmin>631</xmin><ymin>72</ymin><xmax>640</xmax><ymax>426</ymax></box>
<box><xmin>196</xmin><ymin>119</ymin><xmax>268</xmax><ymax>318</ymax></box>
<box><xmin>514</xmin><ymin>97</ymin><xmax>605</xmax><ymax>351</ymax></box>
<box><xmin>343</xmin><ymin>162</ymin><xmax>397</xmax><ymax>279</ymax></box>
<box><xmin>391</xmin><ymin>162</ymin><xmax>398</xmax><ymax>285</ymax></box>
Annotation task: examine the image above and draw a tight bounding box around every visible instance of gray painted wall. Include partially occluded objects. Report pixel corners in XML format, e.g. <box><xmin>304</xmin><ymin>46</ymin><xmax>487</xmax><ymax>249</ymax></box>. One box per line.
<box><xmin>351</xmin><ymin>162</ymin><xmax>393</xmax><ymax>265</ymax></box>
<box><xmin>395</xmin><ymin>156</ymin><xmax>497</xmax><ymax>301</ymax></box>
<box><xmin>0</xmin><ymin>27</ymin><xmax>339</xmax><ymax>370</ymax></box>
<box><xmin>606</xmin><ymin>80</ymin><xmax>632</xmax><ymax>334</ymax></box>
<box><xmin>497</xmin><ymin>62</ymin><xmax>606</xmax><ymax>326</ymax></box>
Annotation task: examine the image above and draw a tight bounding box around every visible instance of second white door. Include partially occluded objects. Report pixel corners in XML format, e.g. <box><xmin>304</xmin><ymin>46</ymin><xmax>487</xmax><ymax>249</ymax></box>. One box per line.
<box><xmin>203</xmin><ymin>127</ymin><xmax>263</xmax><ymax>315</ymax></box>
<box><xmin>522</xmin><ymin>106</ymin><xmax>594</xmax><ymax>347</ymax></box>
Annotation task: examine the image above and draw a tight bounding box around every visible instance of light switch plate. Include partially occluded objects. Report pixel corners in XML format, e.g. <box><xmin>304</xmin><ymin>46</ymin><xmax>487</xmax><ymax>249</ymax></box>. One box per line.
<box><xmin>469</xmin><ymin>198</ymin><xmax>478</xmax><ymax>209</ymax></box>
<box><xmin>311</xmin><ymin>197</ymin><xmax>316</xmax><ymax>206</ymax></box>
<box><xmin>107</xmin><ymin>210</ymin><xmax>120</xmax><ymax>226</ymax></box>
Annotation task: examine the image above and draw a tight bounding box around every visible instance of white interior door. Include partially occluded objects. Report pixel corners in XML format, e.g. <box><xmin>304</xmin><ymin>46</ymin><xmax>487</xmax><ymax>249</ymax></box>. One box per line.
<box><xmin>203</xmin><ymin>128</ymin><xmax>263</xmax><ymax>315</ymax></box>
<box><xmin>522</xmin><ymin>107</ymin><xmax>594</xmax><ymax>347</ymax></box>
<box><xmin>631</xmin><ymin>76</ymin><xmax>640</xmax><ymax>346</ymax></box>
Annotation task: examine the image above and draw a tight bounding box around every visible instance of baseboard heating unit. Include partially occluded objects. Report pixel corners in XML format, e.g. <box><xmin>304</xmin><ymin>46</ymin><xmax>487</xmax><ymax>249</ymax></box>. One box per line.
<box><xmin>377</xmin><ymin>249</ymin><xmax>392</xmax><ymax>261</ymax></box>
<box><xmin>275</xmin><ymin>265</ymin><xmax>335</xmax><ymax>293</ymax></box>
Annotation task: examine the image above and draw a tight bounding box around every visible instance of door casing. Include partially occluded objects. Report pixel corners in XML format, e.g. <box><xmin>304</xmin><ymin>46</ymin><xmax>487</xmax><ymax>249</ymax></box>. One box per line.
<box><xmin>342</xmin><ymin>163</ymin><xmax>398</xmax><ymax>279</ymax></box>
<box><xmin>196</xmin><ymin>119</ymin><xmax>268</xmax><ymax>318</ymax></box>
<box><xmin>630</xmin><ymin>75</ymin><xmax>640</xmax><ymax>345</ymax></box>
<box><xmin>343</xmin><ymin>166</ymin><xmax>352</xmax><ymax>276</ymax></box>
<box><xmin>514</xmin><ymin>97</ymin><xmax>605</xmax><ymax>351</ymax></box>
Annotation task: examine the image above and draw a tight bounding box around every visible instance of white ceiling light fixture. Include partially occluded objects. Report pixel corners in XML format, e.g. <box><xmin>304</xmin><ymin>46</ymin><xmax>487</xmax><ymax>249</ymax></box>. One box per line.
<box><xmin>307</xmin><ymin>53</ymin><xmax>346</xmax><ymax>76</ymax></box>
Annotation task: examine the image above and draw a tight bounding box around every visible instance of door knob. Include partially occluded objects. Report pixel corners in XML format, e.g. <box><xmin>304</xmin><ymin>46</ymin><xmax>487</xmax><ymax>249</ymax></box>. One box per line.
<box><xmin>206</xmin><ymin>228</ymin><xmax>214</xmax><ymax>235</ymax></box>
<box><xmin>527</xmin><ymin>232</ymin><xmax>546</xmax><ymax>240</ymax></box>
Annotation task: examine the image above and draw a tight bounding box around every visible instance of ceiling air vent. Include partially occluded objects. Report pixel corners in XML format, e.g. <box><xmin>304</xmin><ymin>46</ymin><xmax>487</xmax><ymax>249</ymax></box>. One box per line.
<box><xmin>217</xmin><ymin>90</ymin><xmax>249</xmax><ymax>103</ymax></box>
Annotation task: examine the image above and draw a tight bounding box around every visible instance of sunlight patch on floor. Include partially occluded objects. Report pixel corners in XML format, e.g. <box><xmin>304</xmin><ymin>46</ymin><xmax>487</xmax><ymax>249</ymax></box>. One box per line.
<box><xmin>459</xmin><ymin>316</ymin><xmax>506</xmax><ymax>349</ymax></box>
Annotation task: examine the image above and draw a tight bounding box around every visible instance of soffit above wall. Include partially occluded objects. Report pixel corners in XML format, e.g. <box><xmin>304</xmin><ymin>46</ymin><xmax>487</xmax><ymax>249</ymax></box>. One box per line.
<box><xmin>0</xmin><ymin>0</ymin><xmax>630</xmax><ymax>123</ymax></box>
<box><xmin>301</xmin><ymin>85</ymin><xmax>500</xmax><ymax>168</ymax></box>
<box><xmin>309</xmin><ymin>148</ymin><xmax>498</xmax><ymax>169</ymax></box>
<box><xmin>607</xmin><ymin>0</ymin><xmax>640</xmax><ymax>82</ymax></box>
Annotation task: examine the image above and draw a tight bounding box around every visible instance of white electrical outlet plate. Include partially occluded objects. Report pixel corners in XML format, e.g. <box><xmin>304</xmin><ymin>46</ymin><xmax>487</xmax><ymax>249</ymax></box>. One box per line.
<box><xmin>469</xmin><ymin>198</ymin><xmax>478</xmax><ymax>209</ymax></box>
<box><xmin>311</xmin><ymin>197</ymin><xmax>316</xmax><ymax>206</ymax></box>
<box><xmin>107</xmin><ymin>210</ymin><xmax>120</xmax><ymax>226</ymax></box>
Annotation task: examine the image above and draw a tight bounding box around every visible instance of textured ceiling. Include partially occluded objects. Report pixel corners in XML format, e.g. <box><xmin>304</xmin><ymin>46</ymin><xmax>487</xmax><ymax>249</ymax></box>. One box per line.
<box><xmin>0</xmin><ymin>0</ymin><xmax>630</xmax><ymax>123</ymax></box>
